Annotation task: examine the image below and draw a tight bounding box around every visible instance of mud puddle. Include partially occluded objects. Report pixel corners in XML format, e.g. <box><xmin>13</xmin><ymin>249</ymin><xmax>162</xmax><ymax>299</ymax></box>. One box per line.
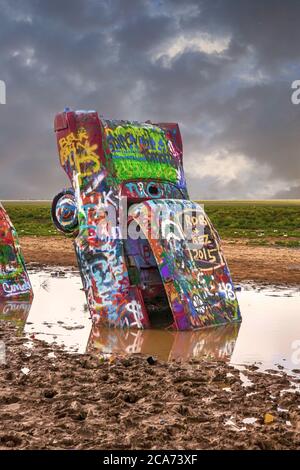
<box><xmin>0</xmin><ymin>268</ymin><xmax>299</xmax><ymax>372</ymax></box>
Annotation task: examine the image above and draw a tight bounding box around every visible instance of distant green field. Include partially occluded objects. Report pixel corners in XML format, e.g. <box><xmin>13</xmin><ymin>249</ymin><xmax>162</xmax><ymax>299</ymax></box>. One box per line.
<box><xmin>2</xmin><ymin>200</ymin><xmax>300</xmax><ymax>247</ymax></box>
<box><xmin>2</xmin><ymin>201</ymin><xmax>57</xmax><ymax>237</ymax></box>
<box><xmin>197</xmin><ymin>200</ymin><xmax>300</xmax><ymax>246</ymax></box>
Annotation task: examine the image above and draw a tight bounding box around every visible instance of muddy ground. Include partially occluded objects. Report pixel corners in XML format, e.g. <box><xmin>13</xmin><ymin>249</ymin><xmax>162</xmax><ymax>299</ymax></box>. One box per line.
<box><xmin>2</xmin><ymin>236</ymin><xmax>299</xmax><ymax>450</ymax></box>
<box><xmin>20</xmin><ymin>236</ymin><xmax>300</xmax><ymax>285</ymax></box>
<box><xmin>0</xmin><ymin>321</ymin><xmax>300</xmax><ymax>450</ymax></box>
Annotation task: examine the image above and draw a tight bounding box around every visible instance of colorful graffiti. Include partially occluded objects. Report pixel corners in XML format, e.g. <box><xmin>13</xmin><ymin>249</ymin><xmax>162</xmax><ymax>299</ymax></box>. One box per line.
<box><xmin>129</xmin><ymin>200</ymin><xmax>240</xmax><ymax>329</ymax></box>
<box><xmin>0</xmin><ymin>203</ymin><xmax>33</xmax><ymax>300</ymax></box>
<box><xmin>53</xmin><ymin>109</ymin><xmax>241</xmax><ymax>330</ymax></box>
<box><xmin>104</xmin><ymin>122</ymin><xmax>179</xmax><ymax>183</ymax></box>
<box><xmin>52</xmin><ymin>189</ymin><xmax>78</xmax><ymax>234</ymax></box>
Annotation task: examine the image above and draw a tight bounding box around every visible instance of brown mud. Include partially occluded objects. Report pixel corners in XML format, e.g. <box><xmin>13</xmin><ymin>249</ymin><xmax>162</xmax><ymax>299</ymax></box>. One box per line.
<box><xmin>0</xmin><ymin>321</ymin><xmax>300</xmax><ymax>450</ymax></box>
<box><xmin>20</xmin><ymin>236</ymin><xmax>300</xmax><ymax>285</ymax></box>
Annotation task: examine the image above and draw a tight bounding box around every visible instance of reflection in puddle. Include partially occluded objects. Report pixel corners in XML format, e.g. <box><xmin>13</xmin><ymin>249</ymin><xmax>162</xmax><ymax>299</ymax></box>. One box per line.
<box><xmin>0</xmin><ymin>300</ymin><xmax>31</xmax><ymax>331</ymax></box>
<box><xmin>23</xmin><ymin>269</ymin><xmax>90</xmax><ymax>353</ymax></box>
<box><xmin>0</xmin><ymin>268</ymin><xmax>299</xmax><ymax>371</ymax></box>
<box><xmin>87</xmin><ymin>323</ymin><xmax>240</xmax><ymax>361</ymax></box>
<box><xmin>232</xmin><ymin>285</ymin><xmax>300</xmax><ymax>371</ymax></box>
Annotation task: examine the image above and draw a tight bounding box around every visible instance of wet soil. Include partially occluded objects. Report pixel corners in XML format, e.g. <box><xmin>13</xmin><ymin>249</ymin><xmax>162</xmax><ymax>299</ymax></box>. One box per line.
<box><xmin>20</xmin><ymin>236</ymin><xmax>300</xmax><ymax>286</ymax></box>
<box><xmin>1</xmin><ymin>321</ymin><xmax>300</xmax><ymax>450</ymax></box>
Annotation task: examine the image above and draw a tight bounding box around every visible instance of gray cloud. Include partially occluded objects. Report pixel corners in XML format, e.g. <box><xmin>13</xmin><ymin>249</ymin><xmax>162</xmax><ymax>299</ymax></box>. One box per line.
<box><xmin>274</xmin><ymin>185</ymin><xmax>300</xmax><ymax>199</ymax></box>
<box><xmin>0</xmin><ymin>0</ymin><xmax>300</xmax><ymax>200</ymax></box>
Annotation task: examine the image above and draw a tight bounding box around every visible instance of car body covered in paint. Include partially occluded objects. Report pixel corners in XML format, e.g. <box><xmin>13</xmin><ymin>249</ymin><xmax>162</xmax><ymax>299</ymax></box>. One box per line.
<box><xmin>0</xmin><ymin>203</ymin><xmax>33</xmax><ymax>300</ymax></box>
<box><xmin>52</xmin><ymin>109</ymin><xmax>241</xmax><ymax>330</ymax></box>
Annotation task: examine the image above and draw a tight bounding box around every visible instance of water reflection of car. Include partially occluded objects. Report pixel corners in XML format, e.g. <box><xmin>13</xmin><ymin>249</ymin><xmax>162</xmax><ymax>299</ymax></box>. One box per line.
<box><xmin>0</xmin><ymin>300</ymin><xmax>32</xmax><ymax>332</ymax></box>
<box><xmin>0</xmin><ymin>203</ymin><xmax>33</xmax><ymax>300</ymax></box>
<box><xmin>87</xmin><ymin>322</ymin><xmax>241</xmax><ymax>362</ymax></box>
<box><xmin>52</xmin><ymin>109</ymin><xmax>241</xmax><ymax>330</ymax></box>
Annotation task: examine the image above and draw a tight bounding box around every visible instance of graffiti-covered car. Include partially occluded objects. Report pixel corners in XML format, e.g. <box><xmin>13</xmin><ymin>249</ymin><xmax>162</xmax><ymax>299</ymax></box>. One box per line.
<box><xmin>0</xmin><ymin>203</ymin><xmax>33</xmax><ymax>300</ymax></box>
<box><xmin>52</xmin><ymin>109</ymin><xmax>241</xmax><ymax>330</ymax></box>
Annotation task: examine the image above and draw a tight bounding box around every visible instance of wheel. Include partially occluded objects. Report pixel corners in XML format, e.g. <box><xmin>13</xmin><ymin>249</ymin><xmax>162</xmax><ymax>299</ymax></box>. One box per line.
<box><xmin>51</xmin><ymin>189</ymin><xmax>78</xmax><ymax>235</ymax></box>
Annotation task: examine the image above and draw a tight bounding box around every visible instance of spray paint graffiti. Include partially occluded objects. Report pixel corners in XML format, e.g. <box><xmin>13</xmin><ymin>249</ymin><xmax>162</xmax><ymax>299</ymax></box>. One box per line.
<box><xmin>104</xmin><ymin>122</ymin><xmax>179</xmax><ymax>182</ymax></box>
<box><xmin>129</xmin><ymin>200</ymin><xmax>240</xmax><ymax>329</ymax></box>
<box><xmin>52</xmin><ymin>109</ymin><xmax>241</xmax><ymax>330</ymax></box>
<box><xmin>0</xmin><ymin>203</ymin><xmax>33</xmax><ymax>300</ymax></box>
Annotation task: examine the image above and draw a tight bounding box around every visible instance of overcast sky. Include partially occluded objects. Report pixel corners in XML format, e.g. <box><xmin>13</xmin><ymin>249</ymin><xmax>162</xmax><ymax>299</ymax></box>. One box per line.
<box><xmin>0</xmin><ymin>0</ymin><xmax>300</xmax><ymax>200</ymax></box>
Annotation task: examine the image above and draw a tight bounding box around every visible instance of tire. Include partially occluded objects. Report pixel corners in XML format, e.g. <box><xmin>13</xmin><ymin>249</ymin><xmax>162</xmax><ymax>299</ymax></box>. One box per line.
<box><xmin>51</xmin><ymin>189</ymin><xmax>78</xmax><ymax>235</ymax></box>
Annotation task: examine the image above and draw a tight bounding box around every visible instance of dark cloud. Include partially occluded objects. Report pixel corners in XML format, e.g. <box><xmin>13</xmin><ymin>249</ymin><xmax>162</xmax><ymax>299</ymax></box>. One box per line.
<box><xmin>0</xmin><ymin>0</ymin><xmax>300</xmax><ymax>199</ymax></box>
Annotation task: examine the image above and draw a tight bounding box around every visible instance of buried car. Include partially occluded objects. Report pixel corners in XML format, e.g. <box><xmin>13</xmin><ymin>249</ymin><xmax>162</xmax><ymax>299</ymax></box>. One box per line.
<box><xmin>0</xmin><ymin>203</ymin><xmax>33</xmax><ymax>300</ymax></box>
<box><xmin>52</xmin><ymin>109</ymin><xmax>241</xmax><ymax>330</ymax></box>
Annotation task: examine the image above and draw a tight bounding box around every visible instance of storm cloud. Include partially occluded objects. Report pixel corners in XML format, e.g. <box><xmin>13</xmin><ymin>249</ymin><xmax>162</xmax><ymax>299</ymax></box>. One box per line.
<box><xmin>0</xmin><ymin>0</ymin><xmax>300</xmax><ymax>199</ymax></box>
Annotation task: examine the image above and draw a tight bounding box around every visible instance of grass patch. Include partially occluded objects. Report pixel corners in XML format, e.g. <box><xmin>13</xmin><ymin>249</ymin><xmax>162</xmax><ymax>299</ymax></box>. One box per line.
<box><xmin>197</xmin><ymin>200</ymin><xmax>300</xmax><ymax>240</ymax></box>
<box><xmin>274</xmin><ymin>240</ymin><xmax>300</xmax><ymax>248</ymax></box>
<box><xmin>2</xmin><ymin>201</ymin><xmax>59</xmax><ymax>237</ymax></box>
